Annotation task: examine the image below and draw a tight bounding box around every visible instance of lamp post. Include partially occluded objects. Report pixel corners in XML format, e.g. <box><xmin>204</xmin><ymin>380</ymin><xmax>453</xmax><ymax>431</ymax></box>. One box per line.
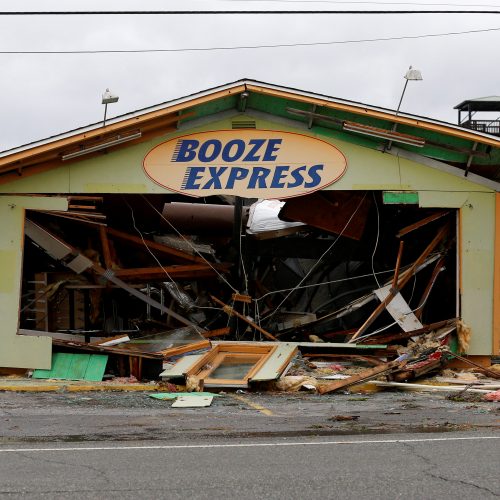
<box><xmin>396</xmin><ymin>66</ymin><xmax>423</xmax><ymax>115</ymax></box>
<box><xmin>384</xmin><ymin>66</ymin><xmax>422</xmax><ymax>151</ymax></box>
<box><xmin>102</xmin><ymin>88</ymin><xmax>119</xmax><ymax>127</ymax></box>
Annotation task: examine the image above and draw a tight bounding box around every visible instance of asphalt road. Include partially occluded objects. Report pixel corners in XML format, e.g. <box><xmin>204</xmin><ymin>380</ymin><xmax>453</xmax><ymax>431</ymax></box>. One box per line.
<box><xmin>1</xmin><ymin>433</ymin><xmax>499</xmax><ymax>499</ymax></box>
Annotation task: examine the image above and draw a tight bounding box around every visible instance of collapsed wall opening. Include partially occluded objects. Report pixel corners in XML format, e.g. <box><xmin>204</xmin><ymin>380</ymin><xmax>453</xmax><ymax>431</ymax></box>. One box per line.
<box><xmin>19</xmin><ymin>191</ymin><xmax>457</xmax><ymax>376</ymax></box>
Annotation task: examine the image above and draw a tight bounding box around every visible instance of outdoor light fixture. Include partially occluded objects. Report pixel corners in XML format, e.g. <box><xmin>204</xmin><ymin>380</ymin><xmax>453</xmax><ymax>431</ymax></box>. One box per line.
<box><xmin>342</xmin><ymin>121</ymin><xmax>425</xmax><ymax>147</ymax></box>
<box><xmin>61</xmin><ymin>132</ymin><xmax>142</xmax><ymax>161</ymax></box>
<box><xmin>102</xmin><ymin>88</ymin><xmax>119</xmax><ymax>126</ymax></box>
<box><xmin>397</xmin><ymin>65</ymin><xmax>423</xmax><ymax>113</ymax></box>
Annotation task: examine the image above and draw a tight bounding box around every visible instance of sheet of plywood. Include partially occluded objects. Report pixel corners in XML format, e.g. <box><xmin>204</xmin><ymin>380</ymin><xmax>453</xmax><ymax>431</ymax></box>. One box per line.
<box><xmin>32</xmin><ymin>352</ymin><xmax>108</xmax><ymax>381</ymax></box>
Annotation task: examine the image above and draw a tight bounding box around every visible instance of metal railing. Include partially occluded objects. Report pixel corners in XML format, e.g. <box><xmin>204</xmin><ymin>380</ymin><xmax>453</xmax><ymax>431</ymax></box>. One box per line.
<box><xmin>461</xmin><ymin>120</ymin><xmax>500</xmax><ymax>136</ymax></box>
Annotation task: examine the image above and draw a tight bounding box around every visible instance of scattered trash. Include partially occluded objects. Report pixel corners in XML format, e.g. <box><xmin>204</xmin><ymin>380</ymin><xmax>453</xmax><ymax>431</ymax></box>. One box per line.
<box><xmin>171</xmin><ymin>396</ymin><xmax>214</xmax><ymax>407</ymax></box>
<box><xmin>275</xmin><ymin>376</ymin><xmax>318</xmax><ymax>392</ymax></box>
<box><xmin>330</xmin><ymin>415</ymin><xmax>360</xmax><ymax>421</ymax></box>
<box><xmin>14</xmin><ymin>192</ymin><xmax>496</xmax><ymax>400</ymax></box>
<box><xmin>149</xmin><ymin>392</ymin><xmax>219</xmax><ymax>400</ymax></box>
<box><xmin>484</xmin><ymin>389</ymin><xmax>500</xmax><ymax>402</ymax></box>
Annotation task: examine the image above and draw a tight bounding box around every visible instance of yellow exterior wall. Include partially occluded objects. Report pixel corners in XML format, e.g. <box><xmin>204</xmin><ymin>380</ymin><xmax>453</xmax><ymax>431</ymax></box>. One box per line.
<box><xmin>0</xmin><ymin>113</ymin><xmax>496</xmax><ymax>365</ymax></box>
<box><xmin>493</xmin><ymin>194</ymin><xmax>500</xmax><ymax>356</ymax></box>
<box><xmin>0</xmin><ymin>196</ymin><xmax>68</xmax><ymax>368</ymax></box>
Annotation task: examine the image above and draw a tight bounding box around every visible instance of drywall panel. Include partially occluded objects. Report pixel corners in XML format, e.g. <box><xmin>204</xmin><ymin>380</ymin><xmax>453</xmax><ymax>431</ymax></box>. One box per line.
<box><xmin>0</xmin><ymin>195</ymin><xmax>68</xmax><ymax>369</ymax></box>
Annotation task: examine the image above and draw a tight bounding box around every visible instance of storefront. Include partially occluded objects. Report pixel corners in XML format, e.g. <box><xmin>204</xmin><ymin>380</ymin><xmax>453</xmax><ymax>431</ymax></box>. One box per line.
<box><xmin>0</xmin><ymin>79</ymin><xmax>499</xmax><ymax>369</ymax></box>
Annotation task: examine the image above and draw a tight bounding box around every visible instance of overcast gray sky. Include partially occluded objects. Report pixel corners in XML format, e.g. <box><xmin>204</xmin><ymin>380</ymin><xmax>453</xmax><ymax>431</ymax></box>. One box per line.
<box><xmin>1</xmin><ymin>0</ymin><xmax>499</xmax><ymax>151</ymax></box>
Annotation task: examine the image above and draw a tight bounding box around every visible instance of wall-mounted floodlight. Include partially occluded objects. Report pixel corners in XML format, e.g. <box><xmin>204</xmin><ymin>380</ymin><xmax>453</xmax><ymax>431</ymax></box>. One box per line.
<box><xmin>61</xmin><ymin>132</ymin><xmax>142</xmax><ymax>161</ymax></box>
<box><xmin>343</xmin><ymin>121</ymin><xmax>425</xmax><ymax>147</ymax></box>
<box><xmin>102</xmin><ymin>88</ymin><xmax>119</xmax><ymax>126</ymax></box>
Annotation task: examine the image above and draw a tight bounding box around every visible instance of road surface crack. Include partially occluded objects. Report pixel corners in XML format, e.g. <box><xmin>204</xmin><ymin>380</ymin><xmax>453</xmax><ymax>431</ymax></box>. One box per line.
<box><xmin>402</xmin><ymin>442</ymin><xmax>499</xmax><ymax>497</ymax></box>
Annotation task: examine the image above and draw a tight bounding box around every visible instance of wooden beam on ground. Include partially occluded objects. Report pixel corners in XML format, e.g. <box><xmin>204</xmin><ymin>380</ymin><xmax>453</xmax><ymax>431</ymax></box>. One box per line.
<box><xmin>301</xmin><ymin>353</ymin><xmax>384</xmax><ymax>366</ymax></box>
<box><xmin>318</xmin><ymin>360</ymin><xmax>404</xmax><ymax>394</ymax></box>
<box><xmin>445</xmin><ymin>351</ymin><xmax>500</xmax><ymax>379</ymax></box>
<box><xmin>391</xmin><ymin>358</ymin><xmax>443</xmax><ymax>382</ymax></box>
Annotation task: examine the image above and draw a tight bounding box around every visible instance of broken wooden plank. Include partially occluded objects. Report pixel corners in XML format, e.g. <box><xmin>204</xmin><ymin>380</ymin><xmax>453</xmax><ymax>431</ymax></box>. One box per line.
<box><xmin>444</xmin><ymin>351</ymin><xmax>500</xmax><ymax>379</ymax></box>
<box><xmin>99</xmin><ymin>225</ymin><xmax>114</xmax><ymax>270</ymax></box>
<box><xmin>318</xmin><ymin>360</ymin><xmax>404</xmax><ymax>394</ymax></box>
<box><xmin>232</xmin><ymin>293</ymin><xmax>252</xmax><ymax>304</ymax></box>
<box><xmin>113</xmin><ymin>264</ymin><xmax>224</xmax><ymax>281</ymax></box>
<box><xmin>51</xmin><ymin>338</ymin><xmax>164</xmax><ymax>359</ymax></box>
<box><xmin>414</xmin><ymin>256</ymin><xmax>446</xmax><ymax>320</ymax></box>
<box><xmin>105</xmin><ymin>226</ymin><xmax>205</xmax><ymax>264</ymax></box>
<box><xmin>391</xmin><ymin>358</ymin><xmax>443</xmax><ymax>382</ymax></box>
<box><xmin>391</xmin><ymin>241</ymin><xmax>404</xmax><ymax>289</ymax></box>
<box><xmin>201</xmin><ymin>327</ymin><xmax>231</xmax><ymax>338</ymax></box>
<box><xmin>301</xmin><ymin>354</ymin><xmax>384</xmax><ymax>366</ymax></box>
<box><xmin>360</xmin><ymin>319</ymin><xmax>457</xmax><ymax>344</ymax></box>
<box><xmin>349</xmin><ymin>224</ymin><xmax>449</xmax><ymax>342</ymax></box>
<box><xmin>210</xmin><ymin>295</ymin><xmax>278</xmax><ymax>341</ymax></box>
<box><xmin>397</xmin><ymin>210</ymin><xmax>450</xmax><ymax>238</ymax></box>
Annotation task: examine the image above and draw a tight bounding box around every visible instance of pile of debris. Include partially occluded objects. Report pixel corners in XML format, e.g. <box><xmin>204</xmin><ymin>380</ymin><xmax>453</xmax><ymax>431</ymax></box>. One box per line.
<box><xmin>18</xmin><ymin>191</ymin><xmax>498</xmax><ymax>397</ymax></box>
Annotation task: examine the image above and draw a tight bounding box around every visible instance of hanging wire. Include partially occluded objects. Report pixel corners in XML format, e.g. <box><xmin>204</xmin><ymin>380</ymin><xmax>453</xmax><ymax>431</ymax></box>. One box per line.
<box><xmin>140</xmin><ymin>195</ymin><xmax>239</xmax><ymax>294</ymax></box>
<box><xmin>124</xmin><ymin>198</ymin><xmax>224</xmax><ymax>315</ymax></box>
<box><xmin>255</xmin><ymin>268</ymin><xmax>396</xmax><ymax>302</ymax></box>
<box><xmin>263</xmin><ymin>193</ymin><xmax>368</xmax><ymax>321</ymax></box>
<box><xmin>371</xmin><ymin>192</ymin><xmax>381</xmax><ymax>287</ymax></box>
<box><xmin>238</xmin><ymin>204</ymin><xmax>249</xmax><ymax>294</ymax></box>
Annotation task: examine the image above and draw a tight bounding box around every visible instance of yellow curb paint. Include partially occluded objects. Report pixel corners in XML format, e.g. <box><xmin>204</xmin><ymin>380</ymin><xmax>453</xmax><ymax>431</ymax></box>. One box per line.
<box><xmin>0</xmin><ymin>383</ymin><xmax>158</xmax><ymax>392</ymax></box>
<box><xmin>231</xmin><ymin>394</ymin><xmax>274</xmax><ymax>416</ymax></box>
<box><xmin>0</xmin><ymin>385</ymin><xmax>61</xmax><ymax>392</ymax></box>
<box><xmin>66</xmin><ymin>384</ymin><xmax>155</xmax><ymax>392</ymax></box>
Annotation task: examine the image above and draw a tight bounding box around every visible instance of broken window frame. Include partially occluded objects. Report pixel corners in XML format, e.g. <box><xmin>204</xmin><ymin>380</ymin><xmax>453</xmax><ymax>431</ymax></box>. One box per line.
<box><xmin>185</xmin><ymin>344</ymin><xmax>278</xmax><ymax>387</ymax></box>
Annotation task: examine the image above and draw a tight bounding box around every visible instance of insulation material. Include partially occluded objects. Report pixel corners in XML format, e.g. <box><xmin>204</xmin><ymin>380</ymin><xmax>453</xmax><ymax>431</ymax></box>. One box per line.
<box><xmin>457</xmin><ymin>319</ymin><xmax>472</xmax><ymax>352</ymax></box>
<box><xmin>246</xmin><ymin>199</ymin><xmax>305</xmax><ymax>237</ymax></box>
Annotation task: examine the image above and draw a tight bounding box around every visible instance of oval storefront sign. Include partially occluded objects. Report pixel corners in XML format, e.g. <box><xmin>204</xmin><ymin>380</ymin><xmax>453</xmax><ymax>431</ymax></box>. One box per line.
<box><xmin>143</xmin><ymin>130</ymin><xmax>347</xmax><ymax>199</ymax></box>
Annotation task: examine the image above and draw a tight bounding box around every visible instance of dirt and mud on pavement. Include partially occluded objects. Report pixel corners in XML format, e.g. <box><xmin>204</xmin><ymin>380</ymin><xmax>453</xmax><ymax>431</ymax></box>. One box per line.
<box><xmin>1</xmin><ymin>390</ymin><xmax>498</xmax><ymax>446</ymax></box>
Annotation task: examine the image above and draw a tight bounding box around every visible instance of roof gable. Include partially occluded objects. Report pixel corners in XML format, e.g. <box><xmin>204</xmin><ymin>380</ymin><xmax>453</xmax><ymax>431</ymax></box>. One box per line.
<box><xmin>0</xmin><ymin>79</ymin><xmax>499</xmax><ymax>187</ymax></box>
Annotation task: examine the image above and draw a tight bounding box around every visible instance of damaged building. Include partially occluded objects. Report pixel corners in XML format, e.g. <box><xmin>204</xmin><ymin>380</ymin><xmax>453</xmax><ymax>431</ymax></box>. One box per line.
<box><xmin>0</xmin><ymin>80</ymin><xmax>499</xmax><ymax>390</ymax></box>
